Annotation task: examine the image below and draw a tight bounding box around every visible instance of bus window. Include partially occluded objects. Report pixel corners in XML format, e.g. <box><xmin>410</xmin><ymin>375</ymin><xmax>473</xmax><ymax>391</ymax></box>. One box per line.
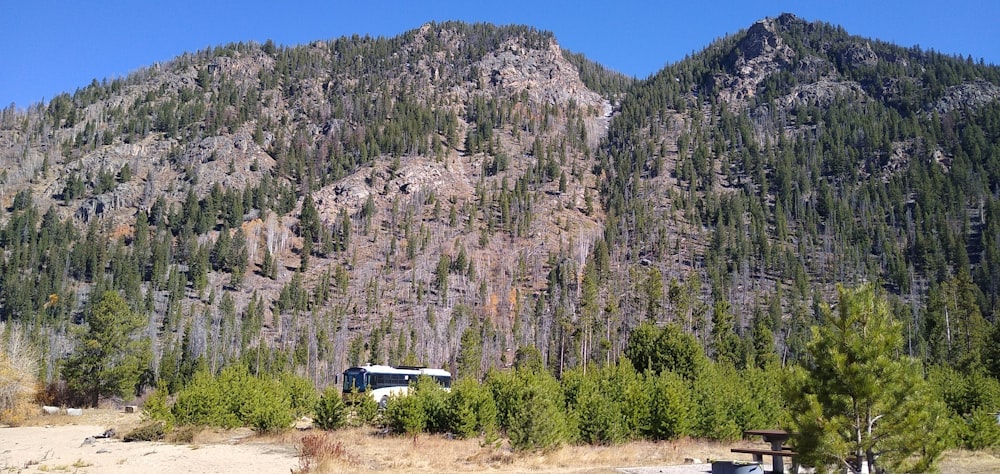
<box><xmin>343</xmin><ymin>368</ymin><xmax>367</xmax><ymax>392</ymax></box>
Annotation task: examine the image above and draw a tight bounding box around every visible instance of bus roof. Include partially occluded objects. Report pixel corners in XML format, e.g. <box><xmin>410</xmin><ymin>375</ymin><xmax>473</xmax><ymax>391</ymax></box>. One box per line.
<box><xmin>346</xmin><ymin>364</ymin><xmax>451</xmax><ymax>377</ymax></box>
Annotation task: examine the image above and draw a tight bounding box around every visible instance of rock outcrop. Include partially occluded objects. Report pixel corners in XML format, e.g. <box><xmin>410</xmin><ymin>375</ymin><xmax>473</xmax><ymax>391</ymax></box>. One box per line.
<box><xmin>930</xmin><ymin>80</ymin><xmax>1000</xmax><ymax>114</ymax></box>
<box><xmin>715</xmin><ymin>17</ymin><xmax>797</xmax><ymax>108</ymax></box>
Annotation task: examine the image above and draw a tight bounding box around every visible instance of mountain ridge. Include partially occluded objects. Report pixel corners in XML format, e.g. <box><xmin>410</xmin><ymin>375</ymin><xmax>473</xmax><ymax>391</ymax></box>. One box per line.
<box><xmin>1</xmin><ymin>15</ymin><xmax>998</xmax><ymax>384</ymax></box>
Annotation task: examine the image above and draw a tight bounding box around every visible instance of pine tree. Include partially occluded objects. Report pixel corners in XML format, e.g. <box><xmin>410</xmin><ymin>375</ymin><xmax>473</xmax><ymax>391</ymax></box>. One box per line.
<box><xmin>62</xmin><ymin>291</ymin><xmax>151</xmax><ymax>406</ymax></box>
<box><xmin>709</xmin><ymin>300</ymin><xmax>743</xmax><ymax>367</ymax></box>
<box><xmin>784</xmin><ymin>284</ymin><xmax>950</xmax><ymax>473</ymax></box>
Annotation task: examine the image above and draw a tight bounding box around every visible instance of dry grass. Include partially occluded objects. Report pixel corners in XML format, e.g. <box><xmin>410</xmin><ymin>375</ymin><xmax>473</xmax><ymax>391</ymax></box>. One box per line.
<box><xmin>285</xmin><ymin>428</ymin><xmax>1000</xmax><ymax>474</ymax></box>
<box><xmin>287</xmin><ymin>427</ymin><xmax>743</xmax><ymax>473</ymax></box>
<box><xmin>21</xmin><ymin>407</ymin><xmax>144</xmax><ymax>433</ymax></box>
<box><xmin>937</xmin><ymin>448</ymin><xmax>1000</xmax><ymax>474</ymax></box>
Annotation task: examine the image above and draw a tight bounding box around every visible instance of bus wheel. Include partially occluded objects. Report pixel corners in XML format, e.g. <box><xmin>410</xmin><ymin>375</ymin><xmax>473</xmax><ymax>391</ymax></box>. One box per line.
<box><xmin>379</xmin><ymin>396</ymin><xmax>389</xmax><ymax>410</ymax></box>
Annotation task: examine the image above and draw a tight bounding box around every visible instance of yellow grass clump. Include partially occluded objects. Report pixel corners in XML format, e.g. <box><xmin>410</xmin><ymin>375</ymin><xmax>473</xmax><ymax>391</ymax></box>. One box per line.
<box><xmin>0</xmin><ymin>323</ymin><xmax>39</xmax><ymax>426</ymax></box>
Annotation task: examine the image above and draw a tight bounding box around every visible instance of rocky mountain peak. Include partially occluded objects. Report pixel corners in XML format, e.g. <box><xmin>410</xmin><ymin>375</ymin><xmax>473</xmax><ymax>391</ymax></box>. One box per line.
<box><xmin>715</xmin><ymin>16</ymin><xmax>797</xmax><ymax>108</ymax></box>
<box><xmin>737</xmin><ymin>17</ymin><xmax>782</xmax><ymax>60</ymax></box>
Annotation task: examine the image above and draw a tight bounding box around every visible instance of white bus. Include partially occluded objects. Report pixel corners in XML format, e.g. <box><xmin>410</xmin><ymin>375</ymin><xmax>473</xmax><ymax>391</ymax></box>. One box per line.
<box><xmin>342</xmin><ymin>364</ymin><xmax>452</xmax><ymax>407</ymax></box>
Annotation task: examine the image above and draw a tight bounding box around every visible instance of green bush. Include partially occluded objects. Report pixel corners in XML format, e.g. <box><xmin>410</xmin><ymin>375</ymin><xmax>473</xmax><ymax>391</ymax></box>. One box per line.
<box><xmin>647</xmin><ymin>371</ymin><xmax>693</xmax><ymax>440</ymax></box>
<box><xmin>243</xmin><ymin>377</ymin><xmax>294</xmax><ymax>433</ymax></box>
<box><xmin>618</xmin><ymin>365</ymin><xmax>654</xmax><ymax>438</ymax></box>
<box><xmin>489</xmin><ymin>369</ymin><xmax>568</xmax><ymax>452</ymax></box>
<box><xmin>691</xmin><ymin>364</ymin><xmax>742</xmax><ymax>441</ymax></box>
<box><xmin>568</xmin><ymin>363</ymin><xmax>647</xmax><ymax>445</ymax></box>
<box><xmin>171</xmin><ymin>370</ymin><xmax>234</xmax><ymax>427</ymax></box>
<box><xmin>385</xmin><ymin>392</ymin><xmax>425</xmax><ymax>438</ymax></box>
<box><xmin>689</xmin><ymin>363</ymin><xmax>780</xmax><ymax>441</ymax></box>
<box><xmin>929</xmin><ymin>366</ymin><xmax>1000</xmax><ymax>449</ymax></box>
<box><xmin>624</xmin><ymin>322</ymin><xmax>706</xmax><ymax>380</ymax></box>
<box><xmin>314</xmin><ymin>386</ymin><xmax>347</xmax><ymax>431</ymax></box>
<box><xmin>218</xmin><ymin>365</ymin><xmax>256</xmax><ymax>424</ymax></box>
<box><xmin>446</xmin><ymin>377</ymin><xmax>497</xmax><ymax>440</ymax></box>
<box><xmin>169</xmin><ymin>365</ymin><xmax>295</xmax><ymax>432</ymax></box>
<box><xmin>728</xmin><ymin>365</ymin><xmax>783</xmax><ymax>432</ymax></box>
<box><xmin>960</xmin><ymin>408</ymin><xmax>1000</xmax><ymax>450</ymax></box>
<box><xmin>281</xmin><ymin>373</ymin><xmax>318</xmax><ymax>417</ymax></box>
<box><xmin>413</xmin><ymin>376</ymin><xmax>449</xmax><ymax>433</ymax></box>
<box><xmin>347</xmin><ymin>386</ymin><xmax>380</xmax><ymax>426</ymax></box>
<box><xmin>142</xmin><ymin>388</ymin><xmax>175</xmax><ymax>429</ymax></box>
<box><xmin>382</xmin><ymin>376</ymin><xmax>451</xmax><ymax>437</ymax></box>
<box><xmin>485</xmin><ymin>369</ymin><xmax>521</xmax><ymax>431</ymax></box>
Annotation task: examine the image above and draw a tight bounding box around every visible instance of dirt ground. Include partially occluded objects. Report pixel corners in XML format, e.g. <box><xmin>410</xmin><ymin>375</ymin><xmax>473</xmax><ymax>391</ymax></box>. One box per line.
<box><xmin>2</xmin><ymin>408</ymin><xmax>999</xmax><ymax>473</ymax></box>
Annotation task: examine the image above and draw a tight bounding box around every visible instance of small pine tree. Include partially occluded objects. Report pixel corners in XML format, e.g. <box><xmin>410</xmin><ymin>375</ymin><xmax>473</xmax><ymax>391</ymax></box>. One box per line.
<box><xmin>385</xmin><ymin>394</ymin><xmax>425</xmax><ymax>442</ymax></box>
<box><xmin>314</xmin><ymin>386</ymin><xmax>347</xmax><ymax>431</ymax></box>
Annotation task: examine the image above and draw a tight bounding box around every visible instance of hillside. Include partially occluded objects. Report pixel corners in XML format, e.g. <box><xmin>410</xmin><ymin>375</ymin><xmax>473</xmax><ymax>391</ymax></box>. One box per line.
<box><xmin>598</xmin><ymin>13</ymin><xmax>1000</xmax><ymax>365</ymax></box>
<box><xmin>0</xmin><ymin>15</ymin><xmax>999</xmax><ymax>391</ymax></box>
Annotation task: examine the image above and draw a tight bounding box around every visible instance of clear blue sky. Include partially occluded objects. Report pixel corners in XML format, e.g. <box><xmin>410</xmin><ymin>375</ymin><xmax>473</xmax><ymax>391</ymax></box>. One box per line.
<box><xmin>2</xmin><ymin>1</ymin><xmax>998</xmax><ymax>109</ymax></box>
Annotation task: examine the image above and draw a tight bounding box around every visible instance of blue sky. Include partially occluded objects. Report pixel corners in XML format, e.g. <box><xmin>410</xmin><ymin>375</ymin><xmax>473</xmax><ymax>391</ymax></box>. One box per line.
<box><xmin>2</xmin><ymin>1</ymin><xmax>998</xmax><ymax>109</ymax></box>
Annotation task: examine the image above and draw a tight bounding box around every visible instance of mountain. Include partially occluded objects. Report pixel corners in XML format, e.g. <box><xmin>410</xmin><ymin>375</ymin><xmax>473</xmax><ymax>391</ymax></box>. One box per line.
<box><xmin>600</xmin><ymin>13</ymin><xmax>1000</xmax><ymax>366</ymax></box>
<box><xmin>0</xmin><ymin>15</ymin><xmax>998</xmax><ymax>389</ymax></box>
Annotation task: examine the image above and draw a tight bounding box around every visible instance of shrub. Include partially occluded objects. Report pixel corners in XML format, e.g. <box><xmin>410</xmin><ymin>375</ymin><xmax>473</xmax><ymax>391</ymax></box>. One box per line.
<box><xmin>647</xmin><ymin>371</ymin><xmax>693</xmax><ymax>440</ymax></box>
<box><xmin>298</xmin><ymin>433</ymin><xmax>355</xmax><ymax>472</ymax></box>
<box><xmin>691</xmin><ymin>363</ymin><xmax>742</xmax><ymax>441</ymax></box>
<box><xmin>170</xmin><ymin>370</ymin><xmax>233</xmax><ymax>427</ymax></box>
<box><xmin>445</xmin><ymin>377</ymin><xmax>497</xmax><ymax>440</ymax></box>
<box><xmin>960</xmin><ymin>408</ymin><xmax>1000</xmax><ymax>450</ymax></box>
<box><xmin>929</xmin><ymin>366</ymin><xmax>1000</xmax><ymax>449</ymax></box>
<box><xmin>218</xmin><ymin>365</ymin><xmax>256</xmax><ymax>425</ymax></box>
<box><xmin>280</xmin><ymin>373</ymin><xmax>318</xmax><ymax>417</ymax></box>
<box><xmin>314</xmin><ymin>386</ymin><xmax>347</xmax><ymax>431</ymax></box>
<box><xmin>142</xmin><ymin>388</ymin><xmax>174</xmax><ymax>429</ymax></box>
<box><xmin>485</xmin><ymin>369</ymin><xmax>530</xmax><ymax>432</ymax></box>
<box><xmin>243</xmin><ymin>377</ymin><xmax>294</xmax><ymax>433</ymax></box>
<box><xmin>385</xmin><ymin>392</ymin><xmax>425</xmax><ymax>439</ymax></box>
<box><xmin>490</xmin><ymin>369</ymin><xmax>568</xmax><ymax>452</ymax></box>
<box><xmin>573</xmin><ymin>377</ymin><xmax>622</xmax><ymax>444</ymax></box>
<box><xmin>625</xmin><ymin>322</ymin><xmax>706</xmax><ymax>380</ymax></box>
<box><xmin>123</xmin><ymin>421</ymin><xmax>166</xmax><ymax>441</ymax></box>
<box><xmin>346</xmin><ymin>385</ymin><xmax>379</xmax><ymax>427</ymax></box>
<box><xmin>412</xmin><ymin>376</ymin><xmax>449</xmax><ymax>433</ymax></box>
<box><xmin>169</xmin><ymin>365</ymin><xmax>295</xmax><ymax>432</ymax></box>
<box><xmin>299</xmin><ymin>433</ymin><xmax>346</xmax><ymax>458</ymax></box>
<box><xmin>569</xmin><ymin>367</ymin><xmax>624</xmax><ymax>444</ymax></box>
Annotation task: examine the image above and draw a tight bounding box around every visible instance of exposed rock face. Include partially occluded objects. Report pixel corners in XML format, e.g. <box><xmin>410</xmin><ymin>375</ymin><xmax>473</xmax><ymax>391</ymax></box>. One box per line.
<box><xmin>840</xmin><ymin>42</ymin><xmax>879</xmax><ymax>68</ymax></box>
<box><xmin>930</xmin><ymin>80</ymin><xmax>1000</xmax><ymax>114</ymax></box>
<box><xmin>737</xmin><ymin>19</ymin><xmax>783</xmax><ymax>60</ymax></box>
<box><xmin>313</xmin><ymin>158</ymin><xmax>474</xmax><ymax>224</ymax></box>
<box><xmin>181</xmin><ymin>132</ymin><xmax>276</xmax><ymax>196</ymax></box>
<box><xmin>715</xmin><ymin>17</ymin><xmax>797</xmax><ymax>108</ymax></box>
<box><xmin>477</xmin><ymin>38</ymin><xmax>606</xmax><ymax>110</ymax></box>
<box><xmin>775</xmin><ymin>79</ymin><xmax>869</xmax><ymax>109</ymax></box>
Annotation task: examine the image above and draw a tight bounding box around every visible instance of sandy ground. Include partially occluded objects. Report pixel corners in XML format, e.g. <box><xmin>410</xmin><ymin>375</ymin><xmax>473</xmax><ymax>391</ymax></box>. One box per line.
<box><xmin>0</xmin><ymin>411</ymin><xmax>299</xmax><ymax>474</ymax></box>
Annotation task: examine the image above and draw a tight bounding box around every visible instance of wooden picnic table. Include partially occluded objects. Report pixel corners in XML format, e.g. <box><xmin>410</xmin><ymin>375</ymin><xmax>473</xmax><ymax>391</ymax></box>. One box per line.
<box><xmin>732</xmin><ymin>429</ymin><xmax>797</xmax><ymax>474</ymax></box>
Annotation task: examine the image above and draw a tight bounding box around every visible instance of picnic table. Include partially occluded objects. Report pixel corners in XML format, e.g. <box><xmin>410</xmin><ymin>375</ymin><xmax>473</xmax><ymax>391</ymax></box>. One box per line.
<box><xmin>730</xmin><ymin>429</ymin><xmax>797</xmax><ymax>474</ymax></box>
